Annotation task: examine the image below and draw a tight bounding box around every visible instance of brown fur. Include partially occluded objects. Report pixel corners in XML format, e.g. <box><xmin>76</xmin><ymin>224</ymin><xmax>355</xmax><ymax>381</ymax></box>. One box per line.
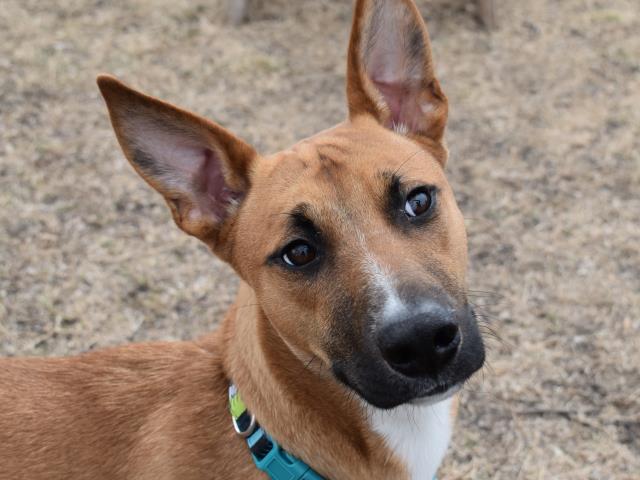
<box><xmin>0</xmin><ymin>1</ymin><xmax>475</xmax><ymax>479</ymax></box>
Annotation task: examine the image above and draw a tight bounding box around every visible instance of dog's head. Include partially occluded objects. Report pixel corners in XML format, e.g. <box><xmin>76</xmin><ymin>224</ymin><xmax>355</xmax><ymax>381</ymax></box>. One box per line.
<box><xmin>99</xmin><ymin>0</ymin><xmax>484</xmax><ymax>409</ymax></box>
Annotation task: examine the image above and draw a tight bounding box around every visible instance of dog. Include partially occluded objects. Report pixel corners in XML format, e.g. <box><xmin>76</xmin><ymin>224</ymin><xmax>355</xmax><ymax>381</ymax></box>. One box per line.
<box><xmin>0</xmin><ymin>0</ymin><xmax>485</xmax><ymax>478</ymax></box>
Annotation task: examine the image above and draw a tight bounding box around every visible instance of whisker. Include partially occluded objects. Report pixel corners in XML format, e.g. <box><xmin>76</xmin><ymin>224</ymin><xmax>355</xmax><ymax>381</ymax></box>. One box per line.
<box><xmin>469</xmin><ymin>300</ymin><xmax>504</xmax><ymax>309</ymax></box>
<box><xmin>392</xmin><ymin>149</ymin><xmax>423</xmax><ymax>177</ymax></box>
<box><xmin>468</xmin><ymin>289</ymin><xmax>505</xmax><ymax>299</ymax></box>
<box><xmin>304</xmin><ymin>355</ymin><xmax>318</xmax><ymax>371</ymax></box>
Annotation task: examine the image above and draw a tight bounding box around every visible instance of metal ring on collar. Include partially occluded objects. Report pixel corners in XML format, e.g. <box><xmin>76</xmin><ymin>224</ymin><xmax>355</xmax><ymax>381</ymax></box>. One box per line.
<box><xmin>233</xmin><ymin>412</ymin><xmax>257</xmax><ymax>438</ymax></box>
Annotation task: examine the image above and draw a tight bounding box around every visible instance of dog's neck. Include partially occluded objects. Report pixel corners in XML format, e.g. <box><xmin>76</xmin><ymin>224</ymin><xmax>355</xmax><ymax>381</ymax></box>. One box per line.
<box><xmin>218</xmin><ymin>282</ymin><xmax>409</xmax><ymax>479</ymax></box>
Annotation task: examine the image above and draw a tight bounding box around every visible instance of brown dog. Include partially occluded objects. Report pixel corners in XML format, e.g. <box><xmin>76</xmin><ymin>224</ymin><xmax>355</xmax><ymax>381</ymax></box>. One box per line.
<box><xmin>0</xmin><ymin>1</ymin><xmax>485</xmax><ymax>478</ymax></box>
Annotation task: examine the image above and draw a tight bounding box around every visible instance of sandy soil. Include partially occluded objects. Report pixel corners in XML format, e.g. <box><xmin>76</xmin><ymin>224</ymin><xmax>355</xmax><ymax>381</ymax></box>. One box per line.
<box><xmin>1</xmin><ymin>0</ymin><xmax>639</xmax><ymax>478</ymax></box>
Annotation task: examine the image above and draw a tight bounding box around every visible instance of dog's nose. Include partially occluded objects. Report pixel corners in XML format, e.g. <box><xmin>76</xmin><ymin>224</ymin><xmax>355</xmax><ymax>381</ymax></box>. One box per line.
<box><xmin>377</xmin><ymin>310</ymin><xmax>461</xmax><ymax>377</ymax></box>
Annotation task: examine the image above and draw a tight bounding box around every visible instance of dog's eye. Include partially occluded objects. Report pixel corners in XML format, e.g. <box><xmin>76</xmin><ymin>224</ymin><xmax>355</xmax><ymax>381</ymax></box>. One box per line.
<box><xmin>282</xmin><ymin>241</ymin><xmax>316</xmax><ymax>267</ymax></box>
<box><xmin>405</xmin><ymin>188</ymin><xmax>433</xmax><ymax>217</ymax></box>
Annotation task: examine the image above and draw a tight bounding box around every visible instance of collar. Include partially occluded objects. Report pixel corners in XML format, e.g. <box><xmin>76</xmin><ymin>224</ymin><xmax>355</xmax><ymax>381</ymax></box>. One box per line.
<box><xmin>229</xmin><ymin>384</ymin><xmax>325</xmax><ymax>480</ymax></box>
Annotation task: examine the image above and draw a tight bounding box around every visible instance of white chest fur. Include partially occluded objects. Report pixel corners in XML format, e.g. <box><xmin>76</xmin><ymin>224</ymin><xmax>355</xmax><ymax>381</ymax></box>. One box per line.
<box><xmin>367</xmin><ymin>397</ymin><xmax>453</xmax><ymax>480</ymax></box>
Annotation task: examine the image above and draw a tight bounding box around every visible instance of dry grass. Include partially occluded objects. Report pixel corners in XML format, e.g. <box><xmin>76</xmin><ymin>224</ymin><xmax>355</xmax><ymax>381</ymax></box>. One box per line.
<box><xmin>1</xmin><ymin>0</ymin><xmax>639</xmax><ymax>478</ymax></box>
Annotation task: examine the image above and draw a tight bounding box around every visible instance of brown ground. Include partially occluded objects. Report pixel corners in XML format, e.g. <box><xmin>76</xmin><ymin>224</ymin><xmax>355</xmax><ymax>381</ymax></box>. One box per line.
<box><xmin>1</xmin><ymin>0</ymin><xmax>639</xmax><ymax>478</ymax></box>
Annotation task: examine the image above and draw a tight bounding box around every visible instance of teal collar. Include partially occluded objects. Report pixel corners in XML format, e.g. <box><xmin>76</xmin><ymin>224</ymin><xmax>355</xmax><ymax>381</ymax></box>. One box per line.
<box><xmin>229</xmin><ymin>384</ymin><xmax>324</xmax><ymax>480</ymax></box>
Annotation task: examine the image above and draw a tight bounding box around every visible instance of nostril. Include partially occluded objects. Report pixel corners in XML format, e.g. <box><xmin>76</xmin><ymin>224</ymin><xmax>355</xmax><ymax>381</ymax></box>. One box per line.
<box><xmin>433</xmin><ymin>323</ymin><xmax>460</xmax><ymax>352</ymax></box>
<box><xmin>383</xmin><ymin>342</ymin><xmax>416</xmax><ymax>369</ymax></box>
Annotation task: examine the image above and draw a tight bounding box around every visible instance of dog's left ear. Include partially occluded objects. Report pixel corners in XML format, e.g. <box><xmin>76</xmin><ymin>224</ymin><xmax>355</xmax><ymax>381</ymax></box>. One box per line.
<box><xmin>346</xmin><ymin>0</ymin><xmax>448</xmax><ymax>160</ymax></box>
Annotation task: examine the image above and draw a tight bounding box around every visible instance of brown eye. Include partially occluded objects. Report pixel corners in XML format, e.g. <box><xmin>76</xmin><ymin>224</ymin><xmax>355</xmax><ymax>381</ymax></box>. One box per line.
<box><xmin>282</xmin><ymin>241</ymin><xmax>316</xmax><ymax>267</ymax></box>
<box><xmin>405</xmin><ymin>188</ymin><xmax>433</xmax><ymax>217</ymax></box>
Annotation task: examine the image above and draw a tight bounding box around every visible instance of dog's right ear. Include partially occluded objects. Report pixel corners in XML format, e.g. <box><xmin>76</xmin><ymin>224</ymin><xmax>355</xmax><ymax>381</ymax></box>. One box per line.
<box><xmin>97</xmin><ymin>75</ymin><xmax>257</xmax><ymax>260</ymax></box>
<box><xmin>346</xmin><ymin>0</ymin><xmax>448</xmax><ymax>162</ymax></box>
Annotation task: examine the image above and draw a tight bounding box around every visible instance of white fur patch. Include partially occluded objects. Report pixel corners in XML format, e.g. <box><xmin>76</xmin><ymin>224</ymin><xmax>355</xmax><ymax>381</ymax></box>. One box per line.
<box><xmin>363</xmin><ymin>252</ymin><xmax>406</xmax><ymax>322</ymax></box>
<box><xmin>393</xmin><ymin>121</ymin><xmax>410</xmax><ymax>136</ymax></box>
<box><xmin>366</xmin><ymin>396</ymin><xmax>454</xmax><ymax>480</ymax></box>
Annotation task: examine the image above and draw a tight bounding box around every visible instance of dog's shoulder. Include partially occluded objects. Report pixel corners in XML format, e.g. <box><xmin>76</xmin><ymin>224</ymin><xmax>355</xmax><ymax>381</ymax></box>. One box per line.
<box><xmin>0</xmin><ymin>339</ymin><xmax>258</xmax><ymax>480</ymax></box>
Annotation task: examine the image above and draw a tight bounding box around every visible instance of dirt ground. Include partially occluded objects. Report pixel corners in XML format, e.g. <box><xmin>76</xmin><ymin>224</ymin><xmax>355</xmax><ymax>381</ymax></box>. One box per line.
<box><xmin>1</xmin><ymin>0</ymin><xmax>639</xmax><ymax>478</ymax></box>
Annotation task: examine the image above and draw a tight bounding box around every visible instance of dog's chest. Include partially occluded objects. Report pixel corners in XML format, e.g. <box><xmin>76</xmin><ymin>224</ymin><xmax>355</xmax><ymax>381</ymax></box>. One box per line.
<box><xmin>367</xmin><ymin>398</ymin><xmax>453</xmax><ymax>480</ymax></box>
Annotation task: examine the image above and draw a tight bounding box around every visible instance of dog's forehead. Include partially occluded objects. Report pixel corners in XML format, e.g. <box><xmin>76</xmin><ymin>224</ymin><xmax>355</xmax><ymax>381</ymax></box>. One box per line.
<box><xmin>254</xmin><ymin>121</ymin><xmax>445</xmax><ymax>201</ymax></box>
<box><xmin>241</xmin><ymin>122</ymin><xmax>450</xmax><ymax>261</ymax></box>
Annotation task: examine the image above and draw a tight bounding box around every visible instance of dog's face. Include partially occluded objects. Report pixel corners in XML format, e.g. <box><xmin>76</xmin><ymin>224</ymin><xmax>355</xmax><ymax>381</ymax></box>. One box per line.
<box><xmin>99</xmin><ymin>0</ymin><xmax>484</xmax><ymax>409</ymax></box>
<box><xmin>236</xmin><ymin>120</ymin><xmax>484</xmax><ymax>408</ymax></box>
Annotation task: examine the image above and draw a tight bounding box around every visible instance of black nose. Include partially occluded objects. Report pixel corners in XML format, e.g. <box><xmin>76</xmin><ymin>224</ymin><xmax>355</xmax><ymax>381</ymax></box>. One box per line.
<box><xmin>377</xmin><ymin>313</ymin><xmax>461</xmax><ymax>377</ymax></box>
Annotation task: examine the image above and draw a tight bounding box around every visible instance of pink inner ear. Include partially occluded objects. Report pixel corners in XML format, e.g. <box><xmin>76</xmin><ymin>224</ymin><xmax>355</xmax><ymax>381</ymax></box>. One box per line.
<box><xmin>199</xmin><ymin>148</ymin><xmax>241</xmax><ymax>221</ymax></box>
<box><xmin>374</xmin><ymin>81</ymin><xmax>426</xmax><ymax>133</ymax></box>
<box><xmin>360</xmin><ymin>1</ymin><xmax>440</xmax><ymax>136</ymax></box>
<box><xmin>128</xmin><ymin>117</ymin><xmax>248</xmax><ymax>226</ymax></box>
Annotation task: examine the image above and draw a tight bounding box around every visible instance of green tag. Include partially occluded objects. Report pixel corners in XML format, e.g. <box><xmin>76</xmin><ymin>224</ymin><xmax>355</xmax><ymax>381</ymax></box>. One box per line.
<box><xmin>229</xmin><ymin>391</ymin><xmax>247</xmax><ymax>419</ymax></box>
